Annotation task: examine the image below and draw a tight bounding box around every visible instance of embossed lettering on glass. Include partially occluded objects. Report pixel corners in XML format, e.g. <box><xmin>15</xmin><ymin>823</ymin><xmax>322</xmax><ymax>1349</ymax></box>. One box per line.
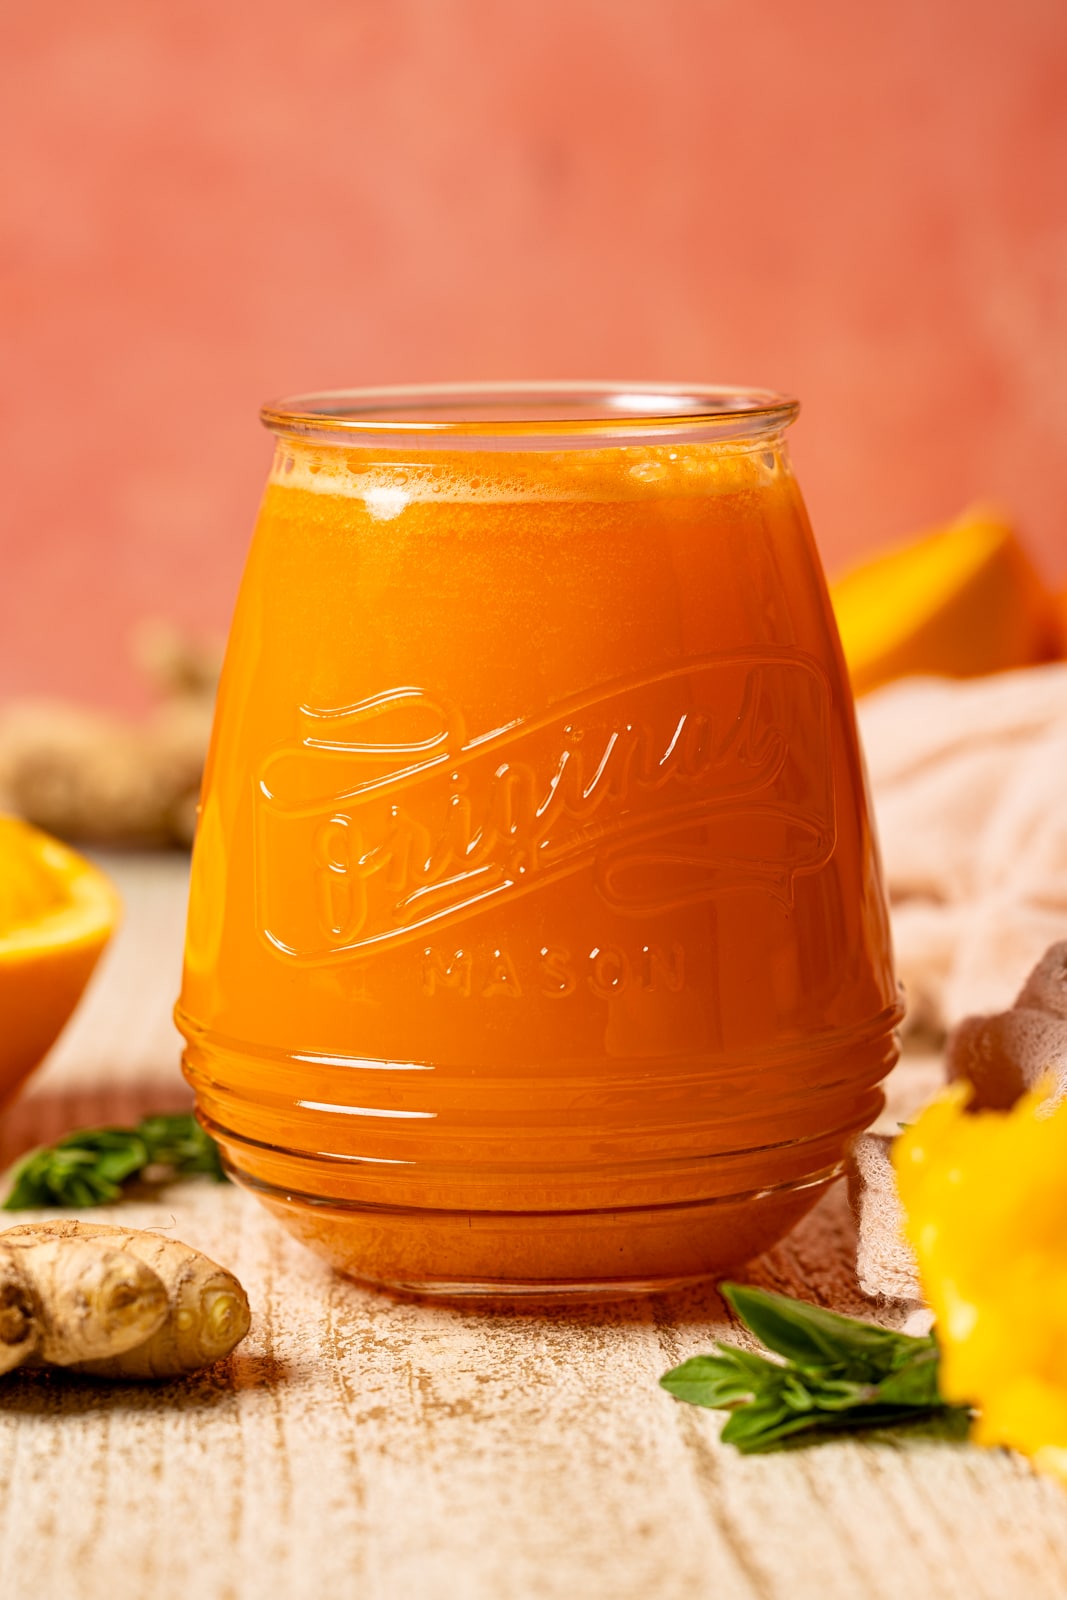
<box><xmin>177</xmin><ymin>384</ymin><xmax>901</xmax><ymax>1296</ymax></box>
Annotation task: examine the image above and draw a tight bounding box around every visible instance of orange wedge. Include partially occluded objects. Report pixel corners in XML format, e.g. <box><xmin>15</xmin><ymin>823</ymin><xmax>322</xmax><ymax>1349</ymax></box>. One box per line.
<box><xmin>0</xmin><ymin>816</ymin><xmax>119</xmax><ymax>1108</ymax></box>
<box><xmin>831</xmin><ymin>507</ymin><xmax>1059</xmax><ymax>697</ymax></box>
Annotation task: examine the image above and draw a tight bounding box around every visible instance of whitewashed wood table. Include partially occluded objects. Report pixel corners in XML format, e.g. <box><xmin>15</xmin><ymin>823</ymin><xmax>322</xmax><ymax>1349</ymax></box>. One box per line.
<box><xmin>1</xmin><ymin>854</ymin><xmax>1065</xmax><ymax>1600</ymax></box>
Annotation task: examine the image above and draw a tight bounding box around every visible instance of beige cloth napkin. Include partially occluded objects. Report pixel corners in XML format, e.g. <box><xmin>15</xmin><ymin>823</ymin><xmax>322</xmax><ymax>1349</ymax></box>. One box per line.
<box><xmin>858</xmin><ymin>664</ymin><xmax>1067</xmax><ymax>1035</ymax></box>
<box><xmin>849</xmin><ymin>664</ymin><xmax>1067</xmax><ymax>1305</ymax></box>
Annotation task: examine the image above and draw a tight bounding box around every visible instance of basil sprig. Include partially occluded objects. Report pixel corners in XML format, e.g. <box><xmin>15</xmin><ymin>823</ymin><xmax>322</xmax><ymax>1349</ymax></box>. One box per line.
<box><xmin>660</xmin><ymin>1283</ymin><xmax>970</xmax><ymax>1452</ymax></box>
<box><xmin>3</xmin><ymin>1114</ymin><xmax>227</xmax><ymax>1210</ymax></box>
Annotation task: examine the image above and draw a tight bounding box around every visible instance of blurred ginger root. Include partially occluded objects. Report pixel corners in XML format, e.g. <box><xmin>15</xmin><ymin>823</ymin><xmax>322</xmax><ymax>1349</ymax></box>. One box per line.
<box><xmin>0</xmin><ymin>622</ymin><xmax>220</xmax><ymax>849</ymax></box>
<box><xmin>0</xmin><ymin>1220</ymin><xmax>251</xmax><ymax>1379</ymax></box>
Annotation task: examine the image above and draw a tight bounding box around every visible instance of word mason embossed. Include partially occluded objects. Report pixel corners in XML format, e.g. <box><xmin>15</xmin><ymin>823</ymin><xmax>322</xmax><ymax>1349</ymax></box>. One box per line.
<box><xmin>253</xmin><ymin>654</ymin><xmax>835</xmax><ymax>963</ymax></box>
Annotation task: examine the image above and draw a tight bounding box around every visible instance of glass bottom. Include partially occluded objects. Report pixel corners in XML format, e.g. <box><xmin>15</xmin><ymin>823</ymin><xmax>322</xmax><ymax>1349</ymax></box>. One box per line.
<box><xmin>353</xmin><ymin>1276</ymin><xmax>716</xmax><ymax>1306</ymax></box>
<box><xmin>238</xmin><ymin>1167</ymin><xmax>839</xmax><ymax>1301</ymax></box>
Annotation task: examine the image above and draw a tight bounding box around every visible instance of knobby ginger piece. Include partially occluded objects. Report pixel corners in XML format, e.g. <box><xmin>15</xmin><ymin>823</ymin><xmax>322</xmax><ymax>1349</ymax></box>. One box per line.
<box><xmin>1</xmin><ymin>1221</ymin><xmax>251</xmax><ymax>1378</ymax></box>
<box><xmin>1</xmin><ymin>1235</ymin><xmax>168</xmax><ymax>1367</ymax></box>
<box><xmin>0</xmin><ymin>1244</ymin><xmax>39</xmax><ymax>1374</ymax></box>
<box><xmin>0</xmin><ymin>620</ymin><xmax>219</xmax><ymax>849</ymax></box>
<box><xmin>130</xmin><ymin>618</ymin><xmax>222</xmax><ymax>701</ymax></box>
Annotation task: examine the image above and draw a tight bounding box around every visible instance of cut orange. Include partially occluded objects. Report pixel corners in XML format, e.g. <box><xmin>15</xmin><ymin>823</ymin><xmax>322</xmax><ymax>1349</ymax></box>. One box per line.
<box><xmin>0</xmin><ymin>817</ymin><xmax>120</xmax><ymax>1108</ymax></box>
<box><xmin>830</xmin><ymin>507</ymin><xmax>1059</xmax><ymax>697</ymax></box>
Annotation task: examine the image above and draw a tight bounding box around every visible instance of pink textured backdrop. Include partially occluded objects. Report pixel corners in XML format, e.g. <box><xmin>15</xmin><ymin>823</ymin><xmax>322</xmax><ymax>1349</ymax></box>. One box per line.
<box><xmin>3</xmin><ymin>0</ymin><xmax>1066</xmax><ymax>706</ymax></box>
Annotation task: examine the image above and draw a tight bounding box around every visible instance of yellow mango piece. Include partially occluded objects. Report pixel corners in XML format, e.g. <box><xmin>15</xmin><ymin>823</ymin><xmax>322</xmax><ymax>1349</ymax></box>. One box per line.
<box><xmin>894</xmin><ymin>1084</ymin><xmax>1067</xmax><ymax>1483</ymax></box>
<box><xmin>830</xmin><ymin>507</ymin><xmax>1058</xmax><ymax>697</ymax></box>
<box><xmin>0</xmin><ymin>817</ymin><xmax>119</xmax><ymax>1109</ymax></box>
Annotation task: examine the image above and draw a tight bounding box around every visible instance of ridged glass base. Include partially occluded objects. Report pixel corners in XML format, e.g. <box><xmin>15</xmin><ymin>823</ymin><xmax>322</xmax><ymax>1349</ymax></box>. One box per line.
<box><xmin>234</xmin><ymin>1165</ymin><xmax>839</xmax><ymax>1300</ymax></box>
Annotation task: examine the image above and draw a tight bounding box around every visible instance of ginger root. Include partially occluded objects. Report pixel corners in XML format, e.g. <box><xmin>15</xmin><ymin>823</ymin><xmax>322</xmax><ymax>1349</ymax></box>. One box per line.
<box><xmin>0</xmin><ymin>621</ymin><xmax>220</xmax><ymax>849</ymax></box>
<box><xmin>0</xmin><ymin>1245</ymin><xmax>39</xmax><ymax>1375</ymax></box>
<box><xmin>0</xmin><ymin>1235</ymin><xmax>168</xmax><ymax>1372</ymax></box>
<box><xmin>0</xmin><ymin>1221</ymin><xmax>250</xmax><ymax>1380</ymax></box>
<box><xmin>0</xmin><ymin>697</ymin><xmax>213</xmax><ymax>848</ymax></box>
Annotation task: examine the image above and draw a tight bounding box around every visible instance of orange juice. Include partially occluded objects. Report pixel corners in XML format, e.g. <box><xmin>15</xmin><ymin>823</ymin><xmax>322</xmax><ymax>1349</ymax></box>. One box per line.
<box><xmin>177</xmin><ymin>386</ymin><xmax>900</xmax><ymax>1295</ymax></box>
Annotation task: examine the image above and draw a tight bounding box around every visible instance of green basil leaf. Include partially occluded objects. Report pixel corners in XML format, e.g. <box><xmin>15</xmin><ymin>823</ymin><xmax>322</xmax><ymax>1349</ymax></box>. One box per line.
<box><xmin>2</xmin><ymin>1114</ymin><xmax>227</xmax><ymax>1208</ymax></box>
<box><xmin>714</xmin><ymin>1344</ymin><xmax>783</xmax><ymax>1382</ymax></box>
<box><xmin>871</xmin><ymin>1345</ymin><xmax>943</xmax><ymax>1408</ymax></box>
<box><xmin>660</xmin><ymin>1285</ymin><xmax>971</xmax><ymax>1456</ymax></box>
<box><xmin>725</xmin><ymin>1404</ymin><xmax>942</xmax><ymax>1454</ymax></box>
<box><xmin>659</xmin><ymin>1354</ymin><xmax>763</xmax><ymax>1408</ymax></box>
<box><xmin>2</xmin><ymin>1159</ymin><xmax>52</xmax><ymax>1211</ymax></box>
<box><xmin>721</xmin><ymin>1402</ymin><xmax>820</xmax><ymax>1450</ymax></box>
<box><xmin>722</xmin><ymin>1283</ymin><xmax>932</xmax><ymax>1380</ymax></box>
<box><xmin>138</xmin><ymin>1115</ymin><xmax>227</xmax><ymax>1181</ymax></box>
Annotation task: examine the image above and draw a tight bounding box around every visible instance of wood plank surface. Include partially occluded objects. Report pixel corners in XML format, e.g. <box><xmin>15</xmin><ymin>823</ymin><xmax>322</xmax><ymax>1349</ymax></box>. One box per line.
<box><xmin>1</xmin><ymin>853</ymin><xmax>1064</xmax><ymax>1600</ymax></box>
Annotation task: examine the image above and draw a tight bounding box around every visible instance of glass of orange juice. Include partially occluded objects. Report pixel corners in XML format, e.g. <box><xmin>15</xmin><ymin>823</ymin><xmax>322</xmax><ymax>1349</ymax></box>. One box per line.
<box><xmin>177</xmin><ymin>384</ymin><xmax>900</xmax><ymax>1297</ymax></box>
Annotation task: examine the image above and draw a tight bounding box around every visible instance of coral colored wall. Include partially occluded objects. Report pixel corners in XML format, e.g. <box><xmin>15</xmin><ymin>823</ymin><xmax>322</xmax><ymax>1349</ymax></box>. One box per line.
<box><xmin>2</xmin><ymin>0</ymin><xmax>1066</xmax><ymax>707</ymax></box>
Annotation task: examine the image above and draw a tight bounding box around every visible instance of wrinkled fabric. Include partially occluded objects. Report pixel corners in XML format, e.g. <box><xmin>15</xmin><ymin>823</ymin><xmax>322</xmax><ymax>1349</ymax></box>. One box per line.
<box><xmin>858</xmin><ymin>664</ymin><xmax>1067</xmax><ymax>1033</ymax></box>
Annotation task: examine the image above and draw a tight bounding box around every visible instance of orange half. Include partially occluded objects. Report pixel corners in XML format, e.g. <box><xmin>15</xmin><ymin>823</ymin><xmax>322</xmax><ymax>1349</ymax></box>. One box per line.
<box><xmin>0</xmin><ymin>816</ymin><xmax>120</xmax><ymax>1108</ymax></box>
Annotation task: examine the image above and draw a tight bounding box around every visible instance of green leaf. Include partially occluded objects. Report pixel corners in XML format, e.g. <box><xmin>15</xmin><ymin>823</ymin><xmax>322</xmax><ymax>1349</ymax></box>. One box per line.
<box><xmin>660</xmin><ymin>1352</ymin><xmax>770</xmax><ymax>1409</ymax></box>
<box><xmin>723</xmin><ymin>1402</ymin><xmax>949</xmax><ymax>1454</ymax></box>
<box><xmin>718</xmin><ymin>1344</ymin><xmax>783</xmax><ymax>1382</ymax></box>
<box><xmin>660</xmin><ymin>1284</ymin><xmax>971</xmax><ymax>1456</ymax></box>
<box><xmin>798</xmin><ymin>1374</ymin><xmax>880</xmax><ymax>1411</ymax></box>
<box><xmin>720</xmin><ymin>1398</ymin><xmax>800</xmax><ymax>1446</ymax></box>
<box><xmin>721</xmin><ymin>1283</ymin><xmax>927</xmax><ymax>1380</ymax></box>
<box><xmin>2</xmin><ymin>1159</ymin><xmax>53</xmax><ymax>1211</ymax></box>
<box><xmin>137</xmin><ymin>1115</ymin><xmax>227</xmax><ymax>1181</ymax></box>
<box><xmin>871</xmin><ymin>1343</ymin><xmax>943</xmax><ymax>1408</ymax></box>
<box><xmin>2</xmin><ymin>1114</ymin><xmax>227</xmax><ymax>1209</ymax></box>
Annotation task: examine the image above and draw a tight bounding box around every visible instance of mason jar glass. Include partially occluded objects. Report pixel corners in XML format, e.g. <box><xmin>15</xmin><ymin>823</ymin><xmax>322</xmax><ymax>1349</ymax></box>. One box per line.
<box><xmin>177</xmin><ymin>384</ymin><xmax>900</xmax><ymax>1296</ymax></box>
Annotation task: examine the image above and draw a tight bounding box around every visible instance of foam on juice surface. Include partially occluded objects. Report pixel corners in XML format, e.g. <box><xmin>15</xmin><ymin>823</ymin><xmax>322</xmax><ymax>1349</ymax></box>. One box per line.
<box><xmin>269</xmin><ymin>439</ymin><xmax>783</xmax><ymax>513</ymax></box>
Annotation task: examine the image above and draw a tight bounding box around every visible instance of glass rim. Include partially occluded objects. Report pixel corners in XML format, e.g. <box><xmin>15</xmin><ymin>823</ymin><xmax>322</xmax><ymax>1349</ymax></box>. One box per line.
<box><xmin>260</xmin><ymin>381</ymin><xmax>799</xmax><ymax>449</ymax></box>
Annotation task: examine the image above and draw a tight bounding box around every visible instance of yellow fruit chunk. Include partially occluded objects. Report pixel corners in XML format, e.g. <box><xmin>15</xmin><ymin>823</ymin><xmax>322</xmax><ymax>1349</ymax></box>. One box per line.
<box><xmin>894</xmin><ymin>1084</ymin><xmax>1067</xmax><ymax>1483</ymax></box>
<box><xmin>831</xmin><ymin>507</ymin><xmax>1058</xmax><ymax>697</ymax></box>
<box><xmin>0</xmin><ymin>817</ymin><xmax>119</xmax><ymax>1109</ymax></box>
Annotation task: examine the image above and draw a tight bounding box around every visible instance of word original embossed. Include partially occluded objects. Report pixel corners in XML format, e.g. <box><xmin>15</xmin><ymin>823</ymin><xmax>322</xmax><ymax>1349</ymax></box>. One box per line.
<box><xmin>254</xmin><ymin>655</ymin><xmax>835</xmax><ymax>963</ymax></box>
